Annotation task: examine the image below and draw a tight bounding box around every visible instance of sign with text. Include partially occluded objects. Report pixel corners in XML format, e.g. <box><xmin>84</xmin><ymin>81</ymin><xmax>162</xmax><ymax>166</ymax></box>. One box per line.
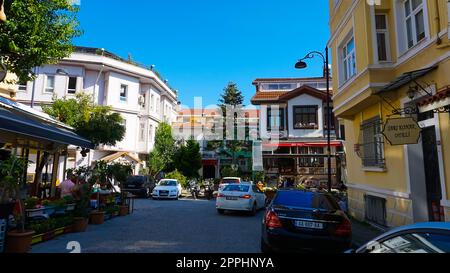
<box><xmin>382</xmin><ymin>117</ymin><xmax>421</xmax><ymax>146</ymax></box>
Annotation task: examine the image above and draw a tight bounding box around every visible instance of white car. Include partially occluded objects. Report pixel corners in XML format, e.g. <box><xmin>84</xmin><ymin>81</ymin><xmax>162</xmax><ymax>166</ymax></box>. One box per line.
<box><xmin>152</xmin><ymin>179</ymin><xmax>182</xmax><ymax>200</ymax></box>
<box><xmin>218</xmin><ymin>177</ymin><xmax>242</xmax><ymax>193</ymax></box>
<box><xmin>216</xmin><ymin>183</ymin><xmax>266</xmax><ymax>215</ymax></box>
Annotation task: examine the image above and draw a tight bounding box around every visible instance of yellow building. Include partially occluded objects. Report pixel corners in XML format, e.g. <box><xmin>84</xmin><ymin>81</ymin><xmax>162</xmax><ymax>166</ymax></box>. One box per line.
<box><xmin>328</xmin><ymin>0</ymin><xmax>450</xmax><ymax>228</ymax></box>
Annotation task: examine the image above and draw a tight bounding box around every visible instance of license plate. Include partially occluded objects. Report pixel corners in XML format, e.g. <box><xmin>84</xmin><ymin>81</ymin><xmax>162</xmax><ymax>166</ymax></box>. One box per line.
<box><xmin>127</xmin><ymin>185</ymin><xmax>135</xmax><ymax>188</ymax></box>
<box><xmin>226</xmin><ymin>197</ymin><xmax>238</xmax><ymax>201</ymax></box>
<box><xmin>294</xmin><ymin>221</ymin><xmax>324</xmax><ymax>229</ymax></box>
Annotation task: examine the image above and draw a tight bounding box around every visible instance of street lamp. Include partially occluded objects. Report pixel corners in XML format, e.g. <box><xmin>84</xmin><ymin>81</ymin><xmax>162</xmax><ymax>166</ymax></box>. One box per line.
<box><xmin>295</xmin><ymin>47</ymin><xmax>332</xmax><ymax>193</ymax></box>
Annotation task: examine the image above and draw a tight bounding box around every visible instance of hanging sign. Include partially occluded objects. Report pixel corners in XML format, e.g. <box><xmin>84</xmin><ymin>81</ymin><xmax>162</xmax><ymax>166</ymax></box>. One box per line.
<box><xmin>382</xmin><ymin>117</ymin><xmax>421</xmax><ymax>146</ymax></box>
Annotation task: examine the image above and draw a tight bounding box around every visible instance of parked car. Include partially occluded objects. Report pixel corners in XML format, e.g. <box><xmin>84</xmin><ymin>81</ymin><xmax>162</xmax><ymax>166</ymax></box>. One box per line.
<box><xmin>152</xmin><ymin>179</ymin><xmax>183</xmax><ymax>200</ymax></box>
<box><xmin>122</xmin><ymin>176</ymin><xmax>155</xmax><ymax>198</ymax></box>
<box><xmin>348</xmin><ymin>222</ymin><xmax>450</xmax><ymax>253</ymax></box>
<box><xmin>218</xmin><ymin>177</ymin><xmax>242</xmax><ymax>192</ymax></box>
<box><xmin>216</xmin><ymin>183</ymin><xmax>266</xmax><ymax>215</ymax></box>
<box><xmin>261</xmin><ymin>189</ymin><xmax>352</xmax><ymax>253</ymax></box>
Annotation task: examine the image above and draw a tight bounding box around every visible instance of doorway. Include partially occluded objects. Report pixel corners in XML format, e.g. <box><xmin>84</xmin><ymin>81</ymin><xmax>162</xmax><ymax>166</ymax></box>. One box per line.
<box><xmin>421</xmin><ymin>126</ymin><xmax>444</xmax><ymax>222</ymax></box>
<box><xmin>203</xmin><ymin>165</ymin><xmax>216</xmax><ymax>179</ymax></box>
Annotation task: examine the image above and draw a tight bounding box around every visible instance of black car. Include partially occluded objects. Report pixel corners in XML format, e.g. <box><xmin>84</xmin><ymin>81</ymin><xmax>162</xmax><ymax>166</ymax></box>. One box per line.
<box><xmin>122</xmin><ymin>176</ymin><xmax>155</xmax><ymax>198</ymax></box>
<box><xmin>261</xmin><ymin>189</ymin><xmax>352</xmax><ymax>253</ymax></box>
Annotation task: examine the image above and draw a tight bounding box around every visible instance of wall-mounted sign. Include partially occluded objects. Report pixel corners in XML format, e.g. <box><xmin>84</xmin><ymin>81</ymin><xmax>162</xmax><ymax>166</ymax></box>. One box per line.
<box><xmin>382</xmin><ymin>117</ymin><xmax>421</xmax><ymax>146</ymax></box>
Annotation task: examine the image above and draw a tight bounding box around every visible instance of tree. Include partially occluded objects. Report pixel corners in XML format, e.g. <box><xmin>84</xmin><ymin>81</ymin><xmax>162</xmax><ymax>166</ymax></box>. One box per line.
<box><xmin>0</xmin><ymin>0</ymin><xmax>81</xmax><ymax>82</ymax></box>
<box><xmin>153</xmin><ymin>122</ymin><xmax>175</xmax><ymax>168</ymax></box>
<box><xmin>217</xmin><ymin>82</ymin><xmax>249</xmax><ymax>166</ymax></box>
<box><xmin>165</xmin><ymin>169</ymin><xmax>187</xmax><ymax>189</ymax></box>
<box><xmin>43</xmin><ymin>93</ymin><xmax>126</xmax><ymax>147</ymax></box>
<box><xmin>218</xmin><ymin>82</ymin><xmax>244</xmax><ymax>108</ymax></box>
<box><xmin>174</xmin><ymin>138</ymin><xmax>202</xmax><ymax>179</ymax></box>
<box><xmin>144</xmin><ymin>122</ymin><xmax>175</xmax><ymax>180</ymax></box>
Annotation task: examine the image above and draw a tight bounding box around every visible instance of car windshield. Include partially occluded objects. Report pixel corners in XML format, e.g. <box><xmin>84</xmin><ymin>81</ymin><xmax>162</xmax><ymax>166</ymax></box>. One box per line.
<box><xmin>273</xmin><ymin>191</ymin><xmax>340</xmax><ymax>211</ymax></box>
<box><xmin>126</xmin><ymin>176</ymin><xmax>145</xmax><ymax>184</ymax></box>
<box><xmin>222</xmin><ymin>179</ymin><xmax>240</xmax><ymax>184</ymax></box>
<box><xmin>223</xmin><ymin>185</ymin><xmax>250</xmax><ymax>192</ymax></box>
<box><xmin>159</xmin><ymin>180</ymin><xmax>177</xmax><ymax>186</ymax></box>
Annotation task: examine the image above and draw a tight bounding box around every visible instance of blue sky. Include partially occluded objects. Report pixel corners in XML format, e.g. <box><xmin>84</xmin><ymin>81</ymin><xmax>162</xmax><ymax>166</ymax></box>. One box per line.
<box><xmin>74</xmin><ymin>0</ymin><xmax>330</xmax><ymax>107</ymax></box>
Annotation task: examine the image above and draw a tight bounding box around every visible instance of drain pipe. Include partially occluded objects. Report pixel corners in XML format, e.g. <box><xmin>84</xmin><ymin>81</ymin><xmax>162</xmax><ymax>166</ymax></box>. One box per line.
<box><xmin>435</xmin><ymin>0</ymin><xmax>442</xmax><ymax>45</ymax></box>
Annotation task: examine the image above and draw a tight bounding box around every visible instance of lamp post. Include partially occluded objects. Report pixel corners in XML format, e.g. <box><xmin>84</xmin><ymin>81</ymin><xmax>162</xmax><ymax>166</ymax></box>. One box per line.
<box><xmin>295</xmin><ymin>47</ymin><xmax>332</xmax><ymax>193</ymax></box>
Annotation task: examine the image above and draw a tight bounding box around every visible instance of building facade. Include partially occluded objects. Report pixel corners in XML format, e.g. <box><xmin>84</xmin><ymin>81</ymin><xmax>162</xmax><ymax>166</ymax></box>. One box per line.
<box><xmin>329</xmin><ymin>0</ymin><xmax>450</xmax><ymax>228</ymax></box>
<box><xmin>251</xmin><ymin>76</ymin><xmax>344</xmax><ymax>187</ymax></box>
<box><xmin>15</xmin><ymin>46</ymin><xmax>179</xmax><ymax>179</ymax></box>
<box><xmin>172</xmin><ymin>108</ymin><xmax>259</xmax><ymax>179</ymax></box>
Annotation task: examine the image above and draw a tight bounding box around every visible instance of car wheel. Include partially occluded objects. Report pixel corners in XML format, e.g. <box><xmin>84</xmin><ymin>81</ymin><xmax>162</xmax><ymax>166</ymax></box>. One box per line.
<box><xmin>261</xmin><ymin>238</ymin><xmax>272</xmax><ymax>253</ymax></box>
<box><xmin>217</xmin><ymin>209</ymin><xmax>225</xmax><ymax>215</ymax></box>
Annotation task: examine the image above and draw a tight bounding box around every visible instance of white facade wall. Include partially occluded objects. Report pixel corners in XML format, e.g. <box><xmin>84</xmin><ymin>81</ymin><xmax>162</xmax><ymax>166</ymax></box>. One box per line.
<box><xmin>15</xmin><ymin>51</ymin><xmax>179</xmax><ymax>174</ymax></box>
<box><xmin>287</xmin><ymin>94</ymin><xmax>324</xmax><ymax>138</ymax></box>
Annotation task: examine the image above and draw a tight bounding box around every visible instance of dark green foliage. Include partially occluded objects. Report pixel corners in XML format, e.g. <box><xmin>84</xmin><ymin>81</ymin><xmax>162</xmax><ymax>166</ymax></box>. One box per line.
<box><xmin>173</xmin><ymin>138</ymin><xmax>202</xmax><ymax>179</ymax></box>
<box><xmin>43</xmin><ymin>93</ymin><xmax>126</xmax><ymax>147</ymax></box>
<box><xmin>0</xmin><ymin>0</ymin><xmax>81</xmax><ymax>82</ymax></box>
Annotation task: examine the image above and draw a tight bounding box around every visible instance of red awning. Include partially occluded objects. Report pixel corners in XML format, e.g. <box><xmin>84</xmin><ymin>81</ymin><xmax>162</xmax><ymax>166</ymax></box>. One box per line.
<box><xmin>263</xmin><ymin>141</ymin><xmax>343</xmax><ymax>148</ymax></box>
<box><xmin>202</xmin><ymin>159</ymin><xmax>218</xmax><ymax>166</ymax></box>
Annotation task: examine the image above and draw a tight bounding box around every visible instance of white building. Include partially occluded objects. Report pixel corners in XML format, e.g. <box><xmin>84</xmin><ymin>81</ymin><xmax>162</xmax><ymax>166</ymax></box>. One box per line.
<box><xmin>15</xmin><ymin>46</ymin><xmax>179</xmax><ymax>180</ymax></box>
<box><xmin>251</xmin><ymin>75</ymin><xmax>344</xmax><ymax>187</ymax></box>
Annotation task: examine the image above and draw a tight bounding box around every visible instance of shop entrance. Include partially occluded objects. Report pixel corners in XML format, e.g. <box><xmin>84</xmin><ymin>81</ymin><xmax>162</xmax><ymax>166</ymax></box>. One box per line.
<box><xmin>203</xmin><ymin>165</ymin><xmax>216</xmax><ymax>179</ymax></box>
<box><xmin>421</xmin><ymin>126</ymin><xmax>444</xmax><ymax>222</ymax></box>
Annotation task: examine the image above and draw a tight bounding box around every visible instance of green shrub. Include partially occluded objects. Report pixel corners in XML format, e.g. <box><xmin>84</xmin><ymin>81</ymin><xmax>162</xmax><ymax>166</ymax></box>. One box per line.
<box><xmin>165</xmin><ymin>169</ymin><xmax>187</xmax><ymax>188</ymax></box>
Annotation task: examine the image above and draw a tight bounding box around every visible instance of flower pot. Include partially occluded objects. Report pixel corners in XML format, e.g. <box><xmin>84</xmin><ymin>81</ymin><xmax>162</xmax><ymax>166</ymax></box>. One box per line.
<box><xmin>89</xmin><ymin>211</ymin><xmax>105</xmax><ymax>225</ymax></box>
<box><xmin>25</xmin><ymin>207</ymin><xmax>46</xmax><ymax>218</ymax></box>
<box><xmin>5</xmin><ymin>230</ymin><xmax>35</xmax><ymax>253</ymax></box>
<box><xmin>119</xmin><ymin>205</ymin><xmax>129</xmax><ymax>216</ymax></box>
<box><xmin>72</xmin><ymin>217</ymin><xmax>88</xmax><ymax>233</ymax></box>
<box><xmin>66</xmin><ymin>203</ymin><xmax>76</xmax><ymax>212</ymax></box>
<box><xmin>0</xmin><ymin>203</ymin><xmax>15</xmax><ymax>219</ymax></box>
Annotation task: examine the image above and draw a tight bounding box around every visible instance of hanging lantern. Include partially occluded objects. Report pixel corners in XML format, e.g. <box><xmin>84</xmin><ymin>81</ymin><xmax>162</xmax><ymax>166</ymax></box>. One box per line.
<box><xmin>0</xmin><ymin>0</ymin><xmax>6</xmax><ymax>22</ymax></box>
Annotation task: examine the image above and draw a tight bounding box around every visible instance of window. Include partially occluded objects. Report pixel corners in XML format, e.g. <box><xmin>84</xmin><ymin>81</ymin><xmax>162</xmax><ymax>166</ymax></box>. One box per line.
<box><xmin>261</xmin><ymin>83</ymin><xmax>297</xmax><ymax>91</ymax></box>
<box><xmin>120</xmin><ymin>84</ymin><xmax>128</xmax><ymax>102</ymax></box>
<box><xmin>324</xmin><ymin>106</ymin><xmax>335</xmax><ymax>130</ymax></box>
<box><xmin>17</xmin><ymin>80</ymin><xmax>27</xmax><ymax>92</ymax></box>
<box><xmin>365</xmin><ymin>232</ymin><xmax>450</xmax><ymax>253</ymax></box>
<box><xmin>139</xmin><ymin>122</ymin><xmax>145</xmax><ymax>141</ymax></box>
<box><xmin>267</xmin><ymin>107</ymin><xmax>285</xmax><ymax>131</ymax></box>
<box><xmin>375</xmin><ymin>14</ymin><xmax>390</xmax><ymax>61</ymax></box>
<box><xmin>45</xmin><ymin>75</ymin><xmax>55</xmax><ymax>93</ymax></box>
<box><xmin>341</xmin><ymin>36</ymin><xmax>356</xmax><ymax>83</ymax></box>
<box><xmin>149</xmin><ymin>124</ymin><xmax>154</xmax><ymax>143</ymax></box>
<box><xmin>150</xmin><ymin>94</ymin><xmax>154</xmax><ymax>111</ymax></box>
<box><xmin>360</xmin><ymin>117</ymin><xmax>385</xmax><ymax>168</ymax></box>
<box><xmin>293</xmin><ymin>106</ymin><xmax>318</xmax><ymax>130</ymax></box>
<box><xmin>67</xmin><ymin>77</ymin><xmax>77</xmax><ymax>94</ymax></box>
<box><xmin>404</xmin><ymin>0</ymin><xmax>425</xmax><ymax>49</ymax></box>
<box><xmin>156</xmin><ymin>98</ymin><xmax>160</xmax><ymax>113</ymax></box>
<box><xmin>365</xmin><ymin>195</ymin><xmax>387</xmax><ymax>226</ymax></box>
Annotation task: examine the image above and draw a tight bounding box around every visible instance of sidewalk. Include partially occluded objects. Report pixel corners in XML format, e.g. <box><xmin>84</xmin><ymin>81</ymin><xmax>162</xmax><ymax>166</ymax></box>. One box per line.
<box><xmin>350</xmin><ymin>217</ymin><xmax>385</xmax><ymax>248</ymax></box>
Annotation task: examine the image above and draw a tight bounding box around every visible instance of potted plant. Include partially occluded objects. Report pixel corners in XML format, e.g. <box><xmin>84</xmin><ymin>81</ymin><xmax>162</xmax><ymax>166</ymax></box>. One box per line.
<box><xmin>107</xmin><ymin>162</ymin><xmax>132</xmax><ymax>216</ymax></box>
<box><xmin>63</xmin><ymin>196</ymin><xmax>76</xmax><ymax>212</ymax></box>
<box><xmin>72</xmin><ymin>183</ymin><xmax>91</xmax><ymax>233</ymax></box>
<box><xmin>89</xmin><ymin>209</ymin><xmax>105</xmax><ymax>225</ymax></box>
<box><xmin>0</xmin><ymin>155</ymin><xmax>35</xmax><ymax>253</ymax></box>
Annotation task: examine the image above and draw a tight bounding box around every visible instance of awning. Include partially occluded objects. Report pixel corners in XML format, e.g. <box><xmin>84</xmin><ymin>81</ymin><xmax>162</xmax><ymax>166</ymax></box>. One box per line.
<box><xmin>100</xmin><ymin>152</ymin><xmax>142</xmax><ymax>164</ymax></box>
<box><xmin>263</xmin><ymin>141</ymin><xmax>343</xmax><ymax>148</ymax></box>
<box><xmin>0</xmin><ymin>106</ymin><xmax>93</xmax><ymax>149</ymax></box>
<box><xmin>374</xmin><ymin>65</ymin><xmax>438</xmax><ymax>95</ymax></box>
<box><xmin>202</xmin><ymin>159</ymin><xmax>218</xmax><ymax>166</ymax></box>
<box><xmin>417</xmin><ymin>87</ymin><xmax>450</xmax><ymax>113</ymax></box>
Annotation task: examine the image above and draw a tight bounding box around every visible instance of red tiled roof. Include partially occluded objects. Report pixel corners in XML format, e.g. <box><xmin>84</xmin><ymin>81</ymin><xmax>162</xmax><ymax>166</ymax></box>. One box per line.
<box><xmin>417</xmin><ymin>87</ymin><xmax>450</xmax><ymax>107</ymax></box>
<box><xmin>251</xmin><ymin>91</ymin><xmax>289</xmax><ymax>104</ymax></box>
<box><xmin>251</xmin><ymin>85</ymin><xmax>330</xmax><ymax>105</ymax></box>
